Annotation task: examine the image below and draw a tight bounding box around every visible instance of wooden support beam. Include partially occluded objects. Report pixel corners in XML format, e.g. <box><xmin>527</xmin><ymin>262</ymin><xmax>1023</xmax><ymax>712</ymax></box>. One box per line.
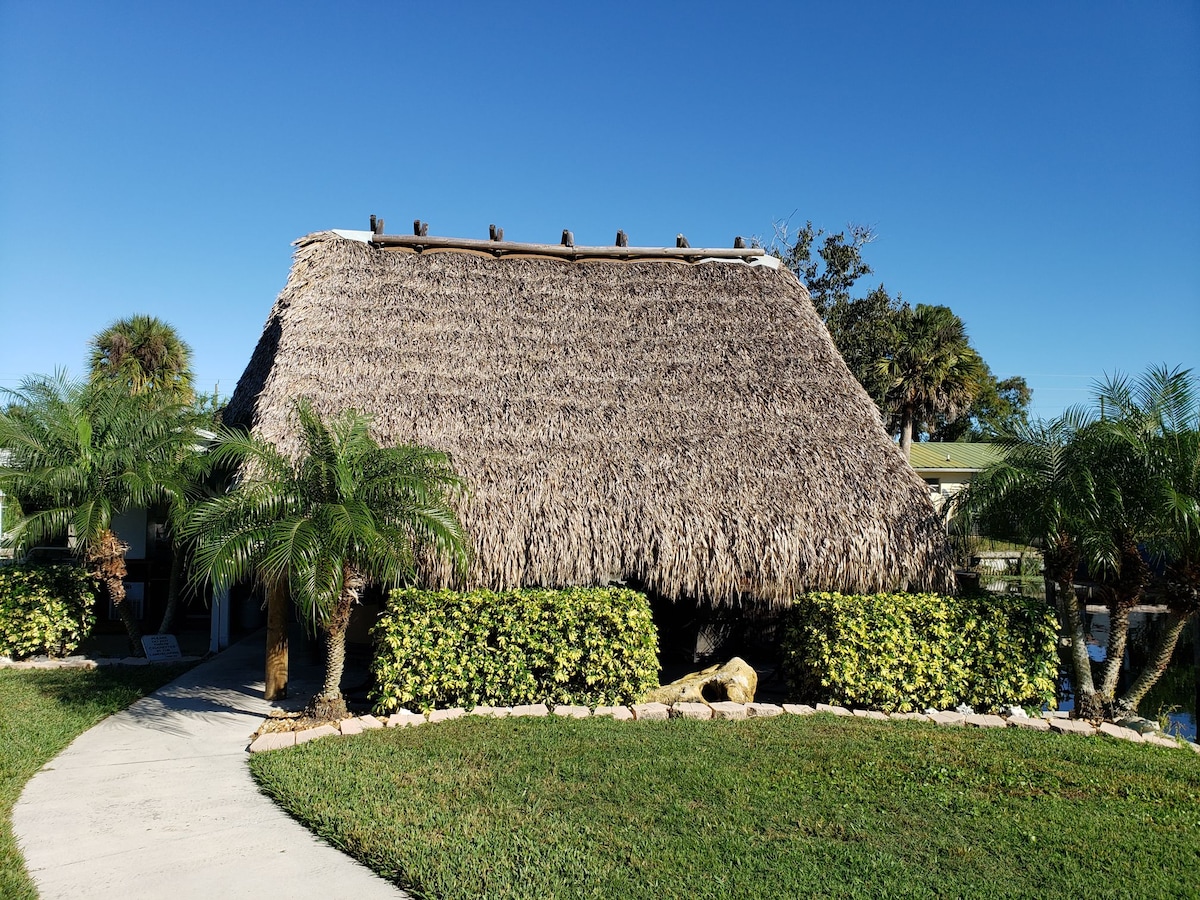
<box><xmin>368</xmin><ymin>232</ymin><xmax>767</xmax><ymax>261</ymax></box>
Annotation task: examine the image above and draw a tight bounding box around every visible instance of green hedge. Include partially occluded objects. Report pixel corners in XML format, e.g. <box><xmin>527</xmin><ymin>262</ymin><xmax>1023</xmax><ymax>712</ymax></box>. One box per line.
<box><xmin>0</xmin><ymin>563</ymin><xmax>98</xmax><ymax>659</ymax></box>
<box><xmin>371</xmin><ymin>586</ymin><xmax>660</xmax><ymax>713</ymax></box>
<box><xmin>781</xmin><ymin>591</ymin><xmax>1058</xmax><ymax>714</ymax></box>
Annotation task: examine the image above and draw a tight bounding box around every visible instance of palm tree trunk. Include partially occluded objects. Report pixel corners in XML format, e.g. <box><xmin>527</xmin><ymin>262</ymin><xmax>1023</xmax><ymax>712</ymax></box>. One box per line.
<box><xmin>1045</xmin><ymin>535</ymin><xmax>1099</xmax><ymax>718</ymax></box>
<box><xmin>307</xmin><ymin>564</ymin><xmax>363</xmax><ymax>721</ymax></box>
<box><xmin>1118</xmin><ymin>610</ymin><xmax>1191</xmax><ymax>714</ymax></box>
<box><xmin>1062</xmin><ymin>576</ymin><xmax>1101</xmax><ymax>718</ymax></box>
<box><xmin>1098</xmin><ymin>536</ymin><xmax>1149</xmax><ymax>700</ymax></box>
<box><xmin>157</xmin><ymin>540</ymin><xmax>186</xmax><ymax>635</ymax></box>
<box><xmin>87</xmin><ymin>529</ymin><xmax>142</xmax><ymax>654</ymax></box>
<box><xmin>264</xmin><ymin>580</ymin><xmax>289</xmax><ymax>700</ymax></box>
<box><xmin>899</xmin><ymin>408</ymin><xmax>915</xmax><ymax>458</ymax></box>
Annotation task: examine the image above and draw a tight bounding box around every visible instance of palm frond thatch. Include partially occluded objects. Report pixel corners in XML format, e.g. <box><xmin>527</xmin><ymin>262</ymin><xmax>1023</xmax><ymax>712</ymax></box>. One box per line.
<box><xmin>224</xmin><ymin>232</ymin><xmax>951</xmax><ymax>603</ymax></box>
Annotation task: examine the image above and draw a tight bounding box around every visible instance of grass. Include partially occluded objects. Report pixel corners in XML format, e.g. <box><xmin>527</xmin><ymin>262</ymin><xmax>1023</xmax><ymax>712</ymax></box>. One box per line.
<box><xmin>250</xmin><ymin>715</ymin><xmax>1200</xmax><ymax>900</ymax></box>
<box><xmin>0</xmin><ymin>663</ymin><xmax>195</xmax><ymax>900</ymax></box>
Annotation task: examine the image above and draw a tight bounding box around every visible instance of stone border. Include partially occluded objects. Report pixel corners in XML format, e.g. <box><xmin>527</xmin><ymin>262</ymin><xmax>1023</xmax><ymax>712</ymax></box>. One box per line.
<box><xmin>0</xmin><ymin>654</ymin><xmax>203</xmax><ymax>670</ymax></box>
<box><xmin>247</xmin><ymin>700</ymin><xmax>1200</xmax><ymax>755</ymax></box>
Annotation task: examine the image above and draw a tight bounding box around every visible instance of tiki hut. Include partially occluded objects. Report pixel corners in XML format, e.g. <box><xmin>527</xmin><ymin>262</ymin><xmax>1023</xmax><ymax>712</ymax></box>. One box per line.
<box><xmin>225</xmin><ymin>226</ymin><xmax>951</xmax><ymax>606</ymax></box>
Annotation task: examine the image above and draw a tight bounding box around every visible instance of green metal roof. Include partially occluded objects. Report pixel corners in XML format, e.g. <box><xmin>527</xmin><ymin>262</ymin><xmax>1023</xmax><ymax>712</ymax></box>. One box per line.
<box><xmin>908</xmin><ymin>442</ymin><xmax>1006</xmax><ymax>472</ymax></box>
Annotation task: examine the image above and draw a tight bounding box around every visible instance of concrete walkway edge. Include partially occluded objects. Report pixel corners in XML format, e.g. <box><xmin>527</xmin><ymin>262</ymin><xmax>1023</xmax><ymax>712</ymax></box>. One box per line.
<box><xmin>13</xmin><ymin>631</ymin><xmax>408</xmax><ymax>899</ymax></box>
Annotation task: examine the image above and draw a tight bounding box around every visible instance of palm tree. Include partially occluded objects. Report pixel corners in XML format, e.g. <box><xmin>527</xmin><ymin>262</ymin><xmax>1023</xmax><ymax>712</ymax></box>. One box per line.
<box><xmin>954</xmin><ymin>415</ymin><xmax>1103</xmax><ymax>718</ymax></box>
<box><xmin>185</xmin><ymin>400</ymin><xmax>468</xmax><ymax>719</ymax></box>
<box><xmin>879</xmin><ymin>304</ymin><xmax>984</xmax><ymax>457</ymax></box>
<box><xmin>0</xmin><ymin>373</ymin><xmax>196</xmax><ymax>653</ymax></box>
<box><xmin>89</xmin><ymin>314</ymin><xmax>195</xmax><ymax>403</ymax></box>
<box><xmin>1088</xmin><ymin>366</ymin><xmax>1199</xmax><ymax>713</ymax></box>
<box><xmin>89</xmin><ymin>316</ymin><xmax>203</xmax><ymax>635</ymax></box>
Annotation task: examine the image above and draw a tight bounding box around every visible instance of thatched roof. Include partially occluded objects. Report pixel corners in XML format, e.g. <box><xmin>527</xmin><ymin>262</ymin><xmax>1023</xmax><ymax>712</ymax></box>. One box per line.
<box><xmin>226</xmin><ymin>230</ymin><xmax>951</xmax><ymax>603</ymax></box>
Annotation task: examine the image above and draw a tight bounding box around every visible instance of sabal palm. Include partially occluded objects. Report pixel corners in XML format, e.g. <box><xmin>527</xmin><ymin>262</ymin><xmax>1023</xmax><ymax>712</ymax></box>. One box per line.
<box><xmin>879</xmin><ymin>304</ymin><xmax>983</xmax><ymax>456</ymax></box>
<box><xmin>89</xmin><ymin>314</ymin><xmax>195</xmax><ymax>403</ymax></box>
<box><xmin>186</xmin><ymin>400</ymin><xmax>468</xmax><ymax>719</ymax></box>
<box><xmin>954</xmin><ymin>416</ymin><xmax>1102</xmax><ymax>717</ymax></box>
<box><xmin>0</xmin><ymin>373</ymin><xmax>195</xmax><ymax>651</ymax></box>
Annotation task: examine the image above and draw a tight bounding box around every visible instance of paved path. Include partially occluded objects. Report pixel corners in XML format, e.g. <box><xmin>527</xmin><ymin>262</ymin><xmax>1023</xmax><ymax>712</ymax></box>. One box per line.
<box><xmin>14</xmin><ymin>632</ymin><xmax>408</xmax><ymax>899</ymax></box>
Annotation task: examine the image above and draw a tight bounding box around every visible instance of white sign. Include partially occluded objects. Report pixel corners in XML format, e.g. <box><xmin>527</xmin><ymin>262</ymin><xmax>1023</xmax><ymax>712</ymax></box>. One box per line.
<box><xmin>141</xmin><ymin>634</ymin><xmax>183</xmax><ymax>662</ymax></box>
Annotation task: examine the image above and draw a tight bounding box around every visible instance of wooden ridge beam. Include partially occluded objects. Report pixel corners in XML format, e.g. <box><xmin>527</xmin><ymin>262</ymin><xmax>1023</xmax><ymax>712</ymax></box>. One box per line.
<box><xmin>368</xmin><ymin>232</ymin><xmax>766</xmax><ymax>261</ymax></box>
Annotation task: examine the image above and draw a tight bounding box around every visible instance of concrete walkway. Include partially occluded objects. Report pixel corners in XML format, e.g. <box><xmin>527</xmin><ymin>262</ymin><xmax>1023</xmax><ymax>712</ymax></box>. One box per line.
<box><xmin>14</xmin><ymin>632</ymin><xmax>408</xmax><ymax>899</ymax></box>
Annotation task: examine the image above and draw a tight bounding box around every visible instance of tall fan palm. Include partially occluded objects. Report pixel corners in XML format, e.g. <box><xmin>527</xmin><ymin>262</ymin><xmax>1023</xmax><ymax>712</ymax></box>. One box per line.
<box><xmin>0</xmin><ymin>373</ymin><xmax>196</xmax><ymax>652</ymax></box>
<box><xmin>185</xmin><ymin>400</ymin><xmax>468</xmax><ymax>719</ymax></box>
<box><xmin>953</xmin><ymin>415</ymin><xmax>1102</xmax><ymax>718</ymax></box>
<box><xmin>89</xmin><ymin>314</ymin><xmax>196</xmax><ymax>403</ymax></box>
<box><xmin>879</xmin><ymin>304</ymin><xmax>984</xmax><ymax>456</ymax></box>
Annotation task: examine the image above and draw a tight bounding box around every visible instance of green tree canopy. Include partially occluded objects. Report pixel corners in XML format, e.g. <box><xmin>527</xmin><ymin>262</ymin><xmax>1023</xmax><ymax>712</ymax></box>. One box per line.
<box><xmin>929</xmin><ymin>369</ymin><xmax>1032</xmax><ymax>442</ymax></box>
<box><xmin>878</xmin><ymin>304</ymin><xmax>985</xmax><ymax>456</ymax></box>
<box><xmin>0</xmin><ymin>373</ymin><xmax>199</xmax><ymax>652</ymax></box>
<box><xmin>184</xmin><ymin>400</ymin><xmax>469</xmax><ymax>719</ymax></box>
<box><xmin>89</xmin><ymin>314</ymin><xmax>195</xmax><ymax>403</ymax></box>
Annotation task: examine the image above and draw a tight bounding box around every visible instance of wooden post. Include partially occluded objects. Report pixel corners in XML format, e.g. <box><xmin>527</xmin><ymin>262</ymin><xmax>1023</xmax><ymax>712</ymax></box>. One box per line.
<box><xmin>264</xmin><ymin>580</ymin><xmax>289</xmax><ymax>700</ymax></box>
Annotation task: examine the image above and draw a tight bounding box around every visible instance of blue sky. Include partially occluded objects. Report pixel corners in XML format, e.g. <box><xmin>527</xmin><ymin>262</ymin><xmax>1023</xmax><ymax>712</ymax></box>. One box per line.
<box><xmin>2</xmin><ymin>1</ymin><xmax>1197</xmax><ymax>422</ymax></box>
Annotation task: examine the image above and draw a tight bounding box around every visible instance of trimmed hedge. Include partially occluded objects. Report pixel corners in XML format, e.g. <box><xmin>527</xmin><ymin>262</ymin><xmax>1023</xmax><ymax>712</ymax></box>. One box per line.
<box><xmin>781</xmin><ymin>591</ymin><xmax>1058</xmax><ymax>714</ymax></box>
<box><xmin>0</xmin><ymin>563</ymin><xmax>98</xmax><ymax>659</ymax></box>
<box><xmin>371</xmin><ymin>586</ymin><xmax>660</xmax><ymax>713</ymax></box>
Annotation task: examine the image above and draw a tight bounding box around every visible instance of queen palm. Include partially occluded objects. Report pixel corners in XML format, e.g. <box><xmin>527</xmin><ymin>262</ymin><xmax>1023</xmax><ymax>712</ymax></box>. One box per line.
<box><xmin>89</xmin><ymin>314</ymin><xmax>196</xmax><ymax>403</ymax></box>
<box><xmin>0</xmin><ymin>373</ymin><xmax>195</xmax><ymax>652</ymax></box>
<box><xmin>90</xmin><ymin>315</ymin><xmax>201</xmax><ymax>634</ymax></box>
<box><xmin>1088</xmin><ymin>365</ymin><xmax>1199</xmax><ymax>713</ymax></box>
<box><xmin>879</xmin><ymin>304</ymin><xmax>984</xmax><ymax>456</ymax></box>
<box><xmin>185</xmin><ymin>400</ymin><xmax>468</xmax><ymax>719</ymax></box>
<box><xmin>954</xmin><ymin>415</ymin><xmax>1103</xmax><ymax>718</ymax></box>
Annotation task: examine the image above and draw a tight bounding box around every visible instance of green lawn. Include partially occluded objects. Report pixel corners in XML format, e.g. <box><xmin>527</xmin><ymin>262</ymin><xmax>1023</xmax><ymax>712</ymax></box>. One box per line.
<box><xmin>251</xmin><ymin>715</ymin><xmax>1200</xmax><ymax>900</ymax></box>
<box><xmin>0</xmin><ymin>664</ymin><xmax>195</xmax><ymax>900</ymax></box>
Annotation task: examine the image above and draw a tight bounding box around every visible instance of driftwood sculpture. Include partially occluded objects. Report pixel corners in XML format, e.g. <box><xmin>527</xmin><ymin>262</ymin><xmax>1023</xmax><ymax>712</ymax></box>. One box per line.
<box><xmin>643</xmin><ymin>658</ymin><xmax>758</xmax><ymax>705</ymax></box>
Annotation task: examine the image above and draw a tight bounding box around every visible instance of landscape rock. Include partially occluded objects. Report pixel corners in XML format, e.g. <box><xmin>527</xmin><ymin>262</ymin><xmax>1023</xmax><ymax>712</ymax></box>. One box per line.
<box><xmin>1142</xmin><ymin>733</ymin><xmax>1181</xmax><ymax>749</ymax></box>
<box><xmin>1097</xmin><ymin>722</ymin><xmax>1144</xmax><ymax>743</ymax></box>
<box><xmin>889</xmin><ymin>712</ymin><xmax>930</xmax><ymax>722</ymax></box>
<box><xmin>510</xmin><ymin>704</ymin><xmax>550</xmax><ymax>717</ymax></box>
<box><xmin>853</xmin><ymin>709</ymin><xmax>889</xmax><ymax>721</ymax></box>
<box><xmin>781</xmin><ymin>703</ymin><xmax>816</xmax><ymax>716</ymax></box>
<box><xmin>927</xmin><ymin>711</ymin><xmax>966</xmax><ymax>727</ymax></box>
<box><xmin>248</xmin><ymin>732</ymin><xmax>296</xmax><ymax>753</ymax></box>
<box><xmin>1049</xmin><ymin>718</ymin><xmax>1096</xmax><ymax>736</ymax></box>
<box><xmin>1114</xmin><ymin>716</ymin><xmax>1159</xmax><ymax>735</ymax></box>
<box><xmin>745</xmin><ymin>702</ymin><xmax>783</xmax><ymax>718</ymax></box>
<box><xmin>357</xmin><ymin>714</ymin><xmax>384</xmax><ymax>729</ymax></box>
<box><xmin>642</xmin><ymin>657</ymin><xmax>757</xmax><ymax>705</ymax></box>
<box><xmin>469</xmin><ymin>706</ymin><xmax>512</xmax><ymax>717</ymax></box>
<box><xmin>338</xmin><ymin>718</ymin><xmax>364</xmax><ymax>736</ymax></box>
<box><xmin>964</xmin><ymin>714</ymin><xmax>1007</xmax><ymax>729</ymax></box>
<box><xmin>428</xmin><ymin>708</ymin><xmax>465</xmax><ymax>724</ymax></box>
<box><xmin>386</xmin><ymin>712</ymin><xmax>425</xmax><ymax>728</ymax></box>
<box><xmin>593</xmin><ymin>706</ymin><xmax>634</xmax><ymax>720</ymax></box>
<box><xmin>709</xmin><ymin>701</ymin><xmax>748</xmax><ymax>720</ymax></box>
<box><xmin>295</xmin><ymin>724</ymin><xmax>339</xmax><ymax>744</ymax></box>
<box><xmin>1007</xmin><ymin>716</ymin><xmax>1051</xmax><ymax>731</ymax></box>
<box><xmin>553</xmin><ymin>705</ymin><xmax>591</xmax><ymax>718</ymax></box>
<box><xmin>815</xmin><ymin>703</ymin><xmax>852</xmax><ymax>717</ymax></box>
<box><xmin>672</xmin><ymin>702</ymin><xmax>713</xmax><ymax>720</ymax></box>
<box><xmin>631</xmin><ymin>702</ymin><xmax>670</xmax><ymax>721</ymax></box>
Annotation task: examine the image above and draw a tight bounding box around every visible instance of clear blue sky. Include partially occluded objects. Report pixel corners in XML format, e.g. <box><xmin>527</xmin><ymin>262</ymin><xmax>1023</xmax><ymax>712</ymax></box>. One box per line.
<box><xmin>2</xmin><ymin>1</ymin><xmax>1197</xmax><ymax>422</ymax></box>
